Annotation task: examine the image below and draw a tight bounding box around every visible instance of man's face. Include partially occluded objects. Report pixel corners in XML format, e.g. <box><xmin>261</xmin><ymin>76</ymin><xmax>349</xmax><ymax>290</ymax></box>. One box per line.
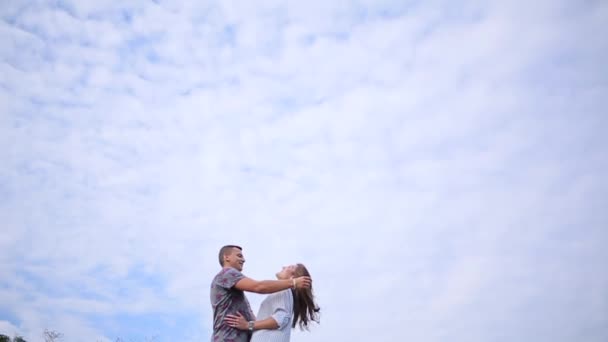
<box><xmin>225</xmin><ymin>248</ymin><xmax>245</xmax><ymax>271</ymax></box>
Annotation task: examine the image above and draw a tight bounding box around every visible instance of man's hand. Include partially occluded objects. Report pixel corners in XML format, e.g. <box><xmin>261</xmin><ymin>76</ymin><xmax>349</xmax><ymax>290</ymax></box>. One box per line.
<box><xmin>225</xmin><ymin>312</ymin><xmax>249</xmax><ymax>330</ymax></box>
<box><xmin>294</xmin><ymin>276</ymin><xmax>312</xmax><ymax>289</ymax></box>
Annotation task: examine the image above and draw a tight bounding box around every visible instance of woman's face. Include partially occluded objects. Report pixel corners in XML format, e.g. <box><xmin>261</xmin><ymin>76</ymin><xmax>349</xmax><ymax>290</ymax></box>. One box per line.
<box><xmin>276</xmin><ymin>264</ymin><xmax>297</xmax><ymax>280</ymax></box>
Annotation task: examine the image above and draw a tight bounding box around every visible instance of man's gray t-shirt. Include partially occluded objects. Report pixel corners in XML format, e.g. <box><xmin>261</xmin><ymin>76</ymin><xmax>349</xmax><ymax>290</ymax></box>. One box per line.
<box><xmin>210</xmin><ymin>267</ymin><xmax>255</xmax><ymax>342</ymax></box>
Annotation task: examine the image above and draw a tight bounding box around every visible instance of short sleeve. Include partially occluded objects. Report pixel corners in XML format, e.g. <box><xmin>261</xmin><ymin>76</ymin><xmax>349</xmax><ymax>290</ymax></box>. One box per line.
<box><xmin>215</xmin><ymin>268</ymin><xmax>245</xmax><ymax>289</ymax></box>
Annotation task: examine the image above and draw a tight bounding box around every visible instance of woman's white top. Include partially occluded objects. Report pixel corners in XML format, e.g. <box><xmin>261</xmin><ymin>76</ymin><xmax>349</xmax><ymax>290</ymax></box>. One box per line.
<box><xmin>251</xmin><ymin>289</ymin><xmax>294</xmax><ymax>342</ymax></box>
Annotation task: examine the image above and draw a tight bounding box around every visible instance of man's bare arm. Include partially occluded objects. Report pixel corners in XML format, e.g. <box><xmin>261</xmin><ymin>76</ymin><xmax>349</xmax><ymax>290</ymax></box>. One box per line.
<box><xmin>225</xmin><ymin>313</ymin><xmax>279</xmax><ymax>331</ymax></box>
<box><xmin>234</xmin><ymin>276</ymin><xmax>311</xmax><ymax>294</ymax></box>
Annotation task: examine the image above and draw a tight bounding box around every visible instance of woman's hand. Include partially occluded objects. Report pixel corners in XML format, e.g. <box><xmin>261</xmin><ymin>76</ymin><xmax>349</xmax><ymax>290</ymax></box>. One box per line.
<box><xmin>225</xmin><ymin>312</ymin><xmax>249</xmax><ymax>330</ymax></box>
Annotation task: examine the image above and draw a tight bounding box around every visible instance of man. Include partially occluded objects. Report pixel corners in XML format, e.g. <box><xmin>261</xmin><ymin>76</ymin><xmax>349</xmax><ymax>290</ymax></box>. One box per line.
<box><xmin>210</xmin><ymin>245</ymin><xmax>311</xmax><ymax>342</ymax></box>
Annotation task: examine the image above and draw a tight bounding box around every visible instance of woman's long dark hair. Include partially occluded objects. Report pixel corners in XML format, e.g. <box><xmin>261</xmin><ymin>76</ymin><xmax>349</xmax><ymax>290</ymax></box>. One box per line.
<box><xmin>291</xmin><ymin>263</ymin><xmax>321</xmax><ymax>330</ymax></box>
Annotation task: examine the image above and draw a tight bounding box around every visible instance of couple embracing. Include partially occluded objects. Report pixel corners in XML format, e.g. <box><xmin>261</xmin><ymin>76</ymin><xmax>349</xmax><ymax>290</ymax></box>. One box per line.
<box><xmin>210</xmin><ymin>245</ymin><xmax>320</xmax><ymax>342</ymax></box>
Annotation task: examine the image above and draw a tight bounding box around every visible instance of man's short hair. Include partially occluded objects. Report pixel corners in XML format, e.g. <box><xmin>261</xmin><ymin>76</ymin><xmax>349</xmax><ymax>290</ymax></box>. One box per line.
<box><xmin>218</xmin><ymin>245</ymin><xmax>242</xmax><ymax>266</ymax></box>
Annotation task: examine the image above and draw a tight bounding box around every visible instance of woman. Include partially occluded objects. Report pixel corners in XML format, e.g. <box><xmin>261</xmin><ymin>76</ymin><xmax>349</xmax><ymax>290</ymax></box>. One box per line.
<box><xmin>225</xmin><ymin>263</ymin><xmax>320</xmax><ymax>341</ymax></box>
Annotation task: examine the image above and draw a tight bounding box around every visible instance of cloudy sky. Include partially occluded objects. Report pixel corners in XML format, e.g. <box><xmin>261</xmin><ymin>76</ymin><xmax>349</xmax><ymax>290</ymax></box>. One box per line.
<box><xmin>1</xmin><ymin>0</ymin><xmax>607</xmax><ymax>341</ymax></box>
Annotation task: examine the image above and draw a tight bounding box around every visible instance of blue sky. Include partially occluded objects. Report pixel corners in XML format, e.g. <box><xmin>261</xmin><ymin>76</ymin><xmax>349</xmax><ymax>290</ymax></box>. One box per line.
<box><xmin>1</xmin><ymin>0</ymin><xmax>607</xmax><ymax>341</ymax></box>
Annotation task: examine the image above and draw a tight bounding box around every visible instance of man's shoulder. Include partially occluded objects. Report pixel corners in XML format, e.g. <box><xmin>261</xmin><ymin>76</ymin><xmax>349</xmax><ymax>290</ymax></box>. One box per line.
<box><xmin>212</xmin><ymin>267</ymin><xmax>246</xmax><ymax>284</ymax></box>
<box><xmin>218</xmin><ymin>267</ymin><xmax>244</xmax><ymax>277</ymax></box>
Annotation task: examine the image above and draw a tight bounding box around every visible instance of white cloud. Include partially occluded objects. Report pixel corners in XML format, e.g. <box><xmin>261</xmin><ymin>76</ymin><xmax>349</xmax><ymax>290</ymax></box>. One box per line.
<box><xmin>0</xmin><ymin>320</ymin><xmax>20</xmax><ymax>338</ymax></box>
<box><xmin>1</xmin><ymin>0</ymin><xmax>607</xmax><ymax>341</ymax></box>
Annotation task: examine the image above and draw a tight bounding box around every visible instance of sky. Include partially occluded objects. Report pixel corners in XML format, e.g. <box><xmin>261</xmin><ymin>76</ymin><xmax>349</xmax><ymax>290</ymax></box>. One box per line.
<box><xmin>1</xmin><ymin>0</ymin><xmax>607</xmax><ymax>341</ymax></box>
